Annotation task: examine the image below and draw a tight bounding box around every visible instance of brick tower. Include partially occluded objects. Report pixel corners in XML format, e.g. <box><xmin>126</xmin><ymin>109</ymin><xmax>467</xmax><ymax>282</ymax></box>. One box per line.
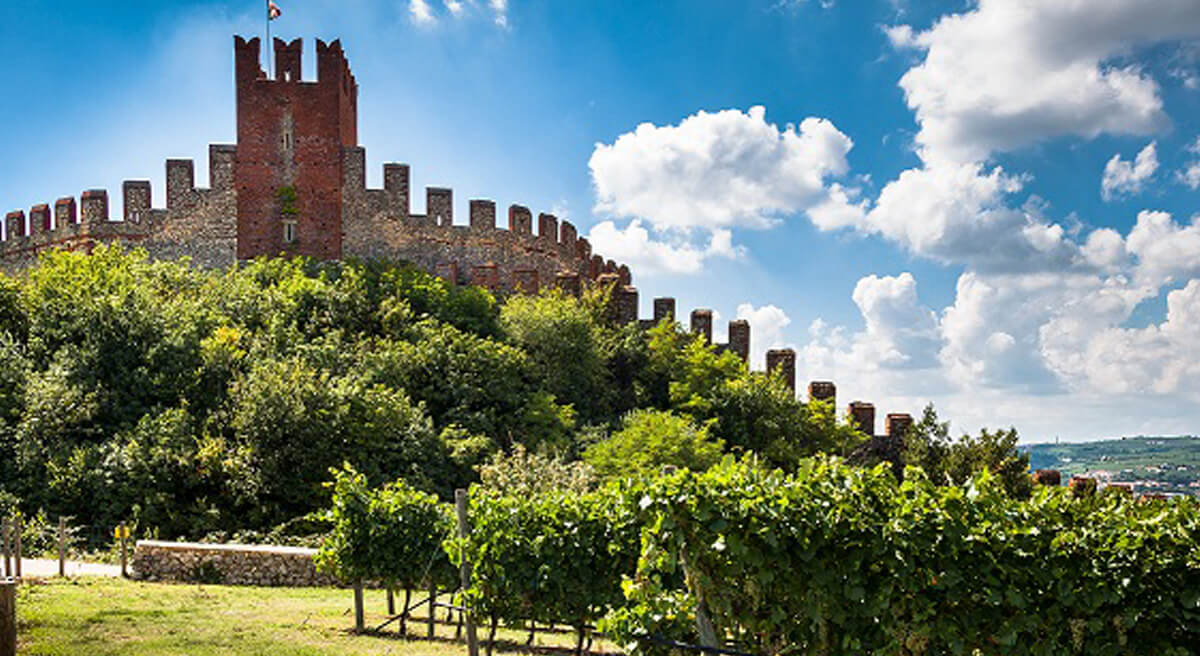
<box><xmin>233</xmin><ymin>36</ymin><xmax>358</xmax><ymax>260</ymax></box>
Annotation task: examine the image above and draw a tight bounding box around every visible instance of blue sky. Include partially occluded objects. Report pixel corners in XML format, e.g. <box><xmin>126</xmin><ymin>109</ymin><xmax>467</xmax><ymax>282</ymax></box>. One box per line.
<box><xmin>3</xmin><ymin>0</ymin><xmax>1200</xmax><ymax>442</ymax></box>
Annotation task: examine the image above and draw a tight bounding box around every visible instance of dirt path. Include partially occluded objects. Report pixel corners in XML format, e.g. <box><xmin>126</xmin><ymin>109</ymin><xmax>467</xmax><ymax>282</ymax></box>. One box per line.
<box><xmin>6</xmin><ymin>558</ymin><xmax>121</xmax><ymax>578</ymax></box>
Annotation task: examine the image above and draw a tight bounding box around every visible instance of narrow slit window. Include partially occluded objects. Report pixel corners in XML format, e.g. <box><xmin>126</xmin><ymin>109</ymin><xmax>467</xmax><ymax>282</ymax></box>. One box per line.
<box><xmin>283</xmin><ymin>218</ymin><xmax>297</xmax><ymax>244</ymax></box>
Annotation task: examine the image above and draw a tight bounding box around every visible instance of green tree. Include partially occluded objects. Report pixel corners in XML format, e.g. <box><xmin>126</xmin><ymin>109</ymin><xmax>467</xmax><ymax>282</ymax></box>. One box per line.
<box><xmin>230</xmin><ymin>357</ymin><xmax>445</xmax><ymax>523</ymax></box>
<box><xmin>501</xmin><ymin>291</ymin><xmax>611</xmax><ymax>424</ymax></box>
<box><xmin>478</xmin><ymin>444</ymin><xmax>596</xmax><ymax>495</ymax></box>
<box><xmin>702</xmin><ymin>373</ymin><xmax>860</xmax><ymax>469</ymax></box>
<box><xmin>360</xmin><ymin>322</ymin><xmax>574</xmax><ymax>451</ymax></box>
<box><xmin>584</xmin><ymin>409</ymin><xmax>723</xmax><ymax>480</ymax></box>
<box><xmin>902</xmin><ymin>404</ymin><xmax>1033</xmax><ymax>497</ymax></box>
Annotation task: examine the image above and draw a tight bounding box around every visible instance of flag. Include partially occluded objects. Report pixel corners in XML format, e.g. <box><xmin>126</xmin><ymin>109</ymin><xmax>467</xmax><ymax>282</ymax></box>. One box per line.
<box><xmin>269</xmin><ymin>1</ymin><xmax>282</xmax><ymax>20</ymax></box>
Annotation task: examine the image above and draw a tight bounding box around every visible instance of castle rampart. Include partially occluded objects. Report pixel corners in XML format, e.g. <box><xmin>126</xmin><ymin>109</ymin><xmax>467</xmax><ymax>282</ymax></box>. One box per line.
<box><xmin>0</xmin><ymin>35</ymin><xmax>917</xmax><ymax>439</ymax></box>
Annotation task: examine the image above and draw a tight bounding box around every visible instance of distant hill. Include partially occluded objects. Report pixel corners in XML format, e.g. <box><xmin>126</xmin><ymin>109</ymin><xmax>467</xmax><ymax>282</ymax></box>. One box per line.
<box><xmin>1022</xmin><ymin>436</ymin><xmax>1200</xmax><ymax>496</ymax></box>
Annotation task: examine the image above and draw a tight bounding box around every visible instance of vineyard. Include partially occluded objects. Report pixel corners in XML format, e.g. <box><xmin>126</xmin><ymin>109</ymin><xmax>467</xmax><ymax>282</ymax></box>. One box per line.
<box><xmin>316</xmin><ymin>458</ymin><xmax>1200</xmax><ymax>656</ymax></box>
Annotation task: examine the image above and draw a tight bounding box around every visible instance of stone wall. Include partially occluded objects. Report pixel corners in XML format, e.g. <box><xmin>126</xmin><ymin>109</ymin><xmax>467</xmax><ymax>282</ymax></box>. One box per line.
<box><xmin>0</xmin><ymin>144</ymin><xmax>238</xmax><ymax>273</ymax></box>
<box><xmin>131</xmin><ymin>540</ymin><xmax>339</xmax><ymax>587</ymax></box>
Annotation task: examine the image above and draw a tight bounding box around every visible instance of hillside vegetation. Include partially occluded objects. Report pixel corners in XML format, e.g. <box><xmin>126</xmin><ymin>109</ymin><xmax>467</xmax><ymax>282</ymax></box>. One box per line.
<box><xmin>0</xmin><ymin>246</ymin><xmax>866</xmax><ymax>540</ymax></box>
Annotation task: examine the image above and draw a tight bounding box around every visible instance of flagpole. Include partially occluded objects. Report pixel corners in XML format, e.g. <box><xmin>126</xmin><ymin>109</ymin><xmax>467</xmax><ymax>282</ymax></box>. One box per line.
<box><xmin>266</xmin><ymin>0</ymin><xmax>272</xmax><ymax>77</ymax></box>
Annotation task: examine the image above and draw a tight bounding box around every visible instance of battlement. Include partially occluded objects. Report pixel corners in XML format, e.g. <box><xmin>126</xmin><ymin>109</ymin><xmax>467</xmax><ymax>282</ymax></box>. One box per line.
<box><xmin>0</xmin><ymin>143</ymin><xmax>239</xmax><ymax>269</ymax></box>
<box><xmin>338</xmin><ymin>145</ymin><xmax>630</xmax><ymax>293</ymax></box>
<box><xmin>233</xmin><ymin>36</ymin><xmax>357</xmax><ymax>92</ymax></box>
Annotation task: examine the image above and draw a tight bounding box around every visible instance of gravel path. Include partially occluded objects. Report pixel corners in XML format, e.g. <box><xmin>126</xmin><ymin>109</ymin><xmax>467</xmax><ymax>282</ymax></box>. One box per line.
<box><xmin>5</xmin><ymin>558</ymin><xmax>121</xmax><ymax>578</ymax></box>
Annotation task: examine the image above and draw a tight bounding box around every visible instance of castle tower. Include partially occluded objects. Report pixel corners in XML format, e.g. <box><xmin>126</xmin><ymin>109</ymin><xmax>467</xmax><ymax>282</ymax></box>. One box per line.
<box><xmin>234</xmin><ymin>36</ymin><xmax>358</xmax><ymax>261</ymax></box>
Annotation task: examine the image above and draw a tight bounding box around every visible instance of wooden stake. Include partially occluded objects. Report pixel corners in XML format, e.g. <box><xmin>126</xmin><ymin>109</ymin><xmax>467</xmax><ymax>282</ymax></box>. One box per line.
<box><xmin>428</xmin><ymin>580</ymin><xmax>436</xmax><ymax>638</ymax></box>
<box><xmin>1</xmin><ymin>520</ymin><xmax>8</xmax><ymax>579</ymax></box>
<box><xmin>57</xmin><ymin>518</ymin><xmax>66</xmax><ymax>578</ymax></box>
<box><xmin>401</xmin><ymin>588</ymin><xmax>411</xmax><ymax>635</ymax></box>
<box><xmin>118</xmin><ymin>523</ymin><xmax>127</xmax><ymax>579</ymax></box>
<box><xmin>11</xmin><ymin>519</ymin><xmax>19</xmax><ymax>581</ymax></box>
<box><xmin>486</xmin><ymin>616</ymin><xmax>498</xmax><ymax>656</ymax></box>
<box><xmin>387</xmin><ymin>588</ymin><xmax>395</xmax><ymax>616</ymax></box>
<box><xmin>0</xmin><ymin>580</ymin><xmax>15</xmax><ymax>656</ymax></box>
<box><xmin>354</xmin><ymin>582</ymin><xmax>365</xmax><ymax>632</ymax></box>
<box><xmin>455</xmin><ymin>489</ymin><xmax>479</xmax><ymax>656</ymax></box>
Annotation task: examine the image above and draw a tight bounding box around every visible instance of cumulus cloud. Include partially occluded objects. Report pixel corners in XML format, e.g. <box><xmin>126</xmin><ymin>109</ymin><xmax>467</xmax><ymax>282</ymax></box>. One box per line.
<box><xmin>444</xmin><ymin>0</ymin><xmax>464</xmax><ymax>17</ymax></box>
<box><xmin>735</xmin><ymin>303</ymin><xmax>792</xmax><ymax>369</ymax></box>
<box><xmin>836</xmin><ymin>1</ymin><xmax>1200</xmax><ymax>273</ymax></box>
<box><xmin>588</xmin><ymin>106</ymin><xmax>854</xmax><ymax>273</ymax></box>
<box><xmin>1066</xmin><ymin>280</ymin><xmax>1200</xmax><ymax>399</ymax></box>
<box><xmin>802</xmin><ymin>273</ymin><xmax>940</xmax><ymax>375</ymax></box>
<box><xmin>1101</xmin><ymin>142</ymin><xmax>1158</xmax><ymax>201</ymax></box>
<box><xmin>1125</xmin><ymin>210</ymin><xmax>1200</xmax><ymax>287</ymax></box>
<box><xmin>889</xmin><ymin>1</ymin><xmax>1200</xmax><ymax>166</ymax></box>
<box><xmin>586</xmin><ymin>220</ymin><xmax>743</xmax><ymax>276</ymax></box>
<box><xmin>590</xmin><ymin>106</ymin><xmax>853</xmax><ymax>231</ymax></box>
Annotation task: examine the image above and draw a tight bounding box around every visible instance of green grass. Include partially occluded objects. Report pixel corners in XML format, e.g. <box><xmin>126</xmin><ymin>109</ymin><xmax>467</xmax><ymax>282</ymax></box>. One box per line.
<box><xmin>16</xmin><ymin>578</ymin><xmax>614</xmax><ymax>656</ymax></box>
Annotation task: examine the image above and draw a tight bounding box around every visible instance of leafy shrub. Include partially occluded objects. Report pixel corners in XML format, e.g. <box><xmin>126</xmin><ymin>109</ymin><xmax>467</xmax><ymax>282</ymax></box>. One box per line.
<box><xmin>448</xmin><ymin>484</ymin><xmax>640</xmax><ymax>643</ymax></box>
<box><xmin>316</xmin><ymin>465</ymin><xmax>457</xmax><ymax>592</ymax></box>
<box><xmin>584</xmin><ymin>409</ymin><xmax>723</xmax><ymax>480</ymax></box>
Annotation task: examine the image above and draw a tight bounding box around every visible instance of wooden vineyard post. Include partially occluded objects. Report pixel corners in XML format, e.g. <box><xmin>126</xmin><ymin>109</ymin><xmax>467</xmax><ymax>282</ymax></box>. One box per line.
<box><xmin>455</xmin><ymin>489</ymin><xmax>479</xmax><ymax>656</ymax></box>
<box><xmin>354</xmin><ymin>582</ymin><xmax>365</xmax><ymax>632</ymax></box>
<box><xmin>0</xmin><ymin>579</ymin><xmax>15</xmax><ymax>656</ymax></box>
<box><xmin>387</xmin><ymin>588</ymin><xmax>395</xmax><ymax>616</ymax></box>
<box><xmin>428</xmin><ymin>580</ymin><xmax>436</xmax><ymax>638</ymax></box>
<box><xmin>1</xmin><ymin>520</ymin><xmax>8</xmax><ymax>579</ymax></box>
<box><xmin>57</xmin><ymin>518</ymin><xmax>66</xmax><ymax>578</ymax></box>
<box><xmin>11</xmin><ymin>519</ymin><xmax>19</xmax><ymax>581</ymax></box>
<box><xmin>118</xmin><ymin>523</ymin><xmax>128</xmax><ymax>579</ymax></box>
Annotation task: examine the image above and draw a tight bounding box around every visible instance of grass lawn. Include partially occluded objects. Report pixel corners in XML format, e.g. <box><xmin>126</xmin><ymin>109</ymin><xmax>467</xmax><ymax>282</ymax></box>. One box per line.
<box><xmin>15</xmin><ymin>577</ymin><xmax>616</xmax><ymax>656</ymax></box>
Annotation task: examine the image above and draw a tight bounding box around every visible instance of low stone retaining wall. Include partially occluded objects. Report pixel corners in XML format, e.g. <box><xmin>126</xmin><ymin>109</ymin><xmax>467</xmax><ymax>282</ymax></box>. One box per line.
<box><xmin>131</xmin><ymin>540</ymin><xmax>339</xmax><ymax>587</ymax></box>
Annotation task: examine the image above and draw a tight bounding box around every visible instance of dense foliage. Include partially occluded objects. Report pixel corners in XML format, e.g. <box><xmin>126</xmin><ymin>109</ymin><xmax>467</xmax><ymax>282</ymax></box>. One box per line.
<box><xmin>319</xmin><ymin>457</ymin><xmax>1199</xmax><ymax>656</ymax></box>
<box><xmin>605</xmin><ymin>458</ymin><xmax>1200</xmax><ymax>656</ymax></box>
<box><xmin>315</xmin><ymin>465</ymin><xmax>456</xmax><ymax>592</ymax></box>
<box><xmin>584</xmin><ymin>409</ymin><xmax>723</xmax><ymax>480</ymax></box>
<box><xmin>0</xmin><ymin>246</ymin><xmax>853</xmax><ymax>541</ymax></box>
<box><xmin>448</xmin><ymin>485</ymin><xmax>640</xmax><ymax>645</ymax></box>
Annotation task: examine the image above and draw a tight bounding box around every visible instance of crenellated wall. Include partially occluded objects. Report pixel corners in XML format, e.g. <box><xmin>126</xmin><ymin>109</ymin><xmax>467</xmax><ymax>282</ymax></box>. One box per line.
<box><xmin>339</xmin><ymin>146</ymin><xmax>597</xmax><ymax>291</ymax></box>
<box><xmin>0</xmin><ymin>145</ymin><xmax>238</xmax><ymax>271</ymax></box>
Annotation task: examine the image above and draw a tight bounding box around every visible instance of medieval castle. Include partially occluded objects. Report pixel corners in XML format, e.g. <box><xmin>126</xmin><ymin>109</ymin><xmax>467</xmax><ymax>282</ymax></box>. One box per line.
<box><xmin>0</xmin><ymin>36</ymin><xmax>912</xmax><ymax>442</ymax></box>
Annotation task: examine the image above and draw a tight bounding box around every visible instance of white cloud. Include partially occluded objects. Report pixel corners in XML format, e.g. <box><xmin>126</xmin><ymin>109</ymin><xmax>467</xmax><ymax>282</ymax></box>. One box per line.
<box><xmin>1068</xmin><ymin>280</ymin><xmax>1200</xmax><ymax>399</ymax></box>
<box><xmin>1126</xmin><ymin>210</ymin><xmax>1200</xmax><ymax>287</ymax></box>
<box><xmin>801</xmin><ymin>273</ymin><xmax>941</xmax><ymax>384</ymax></box>
<box><xmin>410</xmin><ymin>0</ymin><xmax>436</xmax><ymax>25</ymax></box>
<box><xmin>1178</xmin><ymin>163</ymin><xmax>1200</xmax><ymax>189</ymax></box>
<box><xmin>735</xmin><ymin>303</ymin><xmax>792</xmax><ymax>369</ymax></box>
<box><xmin>585</xmin><ymin>220</ymin><xmax>743</xmax><ymax>276</ymax></box>
<box><xmin>888</xmin><ymin>1</ymin><xmax>1200</xmax><ymax>166</ymax></box>
<box><xmin>588</xmin><ymin>106</ymin><xmax>854</xmax><ymax>273</ymax></box>
<box><xmin>852</xmin><ymin>273</ymin><xmax>941</xmax><ymax>370</ymax></box>
<box><xmin>1101</xmin><ymin>142</ymin><xmax>1159</xmax><ymax>201</ymax></box>
<box><xmin>444</xmin><ymin>0</ymin><xmax>465</xmax><ymax>17</ymax></box>
<box><xmin>590</xmin><ymin>106</ymin><xmax>853</xmax><ymax>232</ymax></box>
<box><xmin>1176</xmin><ymin>136</ymin><xmax>1200</xmax><ymax>189</ymax></box>
<box><xmin>1082</xmin><ymin>228</ymin><xmax>1127</xmax><ymax>271</ymax></box>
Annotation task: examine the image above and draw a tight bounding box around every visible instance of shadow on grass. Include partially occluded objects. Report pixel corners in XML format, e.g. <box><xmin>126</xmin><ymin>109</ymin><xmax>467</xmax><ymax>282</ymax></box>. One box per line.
<box><xmin>349</xmin><ymin>626</ymin><xmax>621</xmax><ymax>656</ymax></box>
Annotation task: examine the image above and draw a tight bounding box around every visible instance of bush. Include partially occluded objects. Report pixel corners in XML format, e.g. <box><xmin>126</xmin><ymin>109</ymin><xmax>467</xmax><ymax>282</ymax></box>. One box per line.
<box><xmin>316</xmin><ymin>465</ymin><xmax>457</xmax><ymax>591</ymax></box>
<box><xmin>448</xmin><ymin>484</ymin><xmax>640</xmax><ymax>645</ymax></box>
<box><xmin>584</xmin><ymin>409</ymin><xmax>723</xmax><ymax>480</ymax></box>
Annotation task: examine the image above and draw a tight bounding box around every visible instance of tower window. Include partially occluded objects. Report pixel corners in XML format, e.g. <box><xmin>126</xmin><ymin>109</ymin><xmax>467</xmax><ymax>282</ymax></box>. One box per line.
<box><xmin>283</xmin><ymin>219</ymin><xmax>297</xmax><ymax>244</ymax></box>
